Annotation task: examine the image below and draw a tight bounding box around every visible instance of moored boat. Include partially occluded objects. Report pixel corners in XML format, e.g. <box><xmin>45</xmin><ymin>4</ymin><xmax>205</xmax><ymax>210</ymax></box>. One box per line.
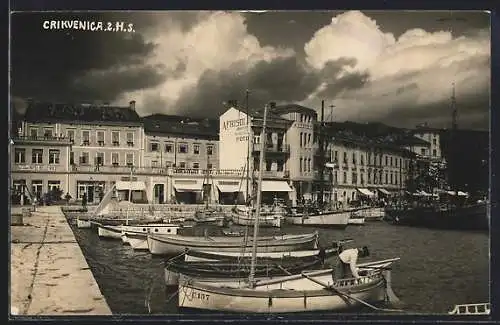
<box><xmin>121</xmin><ymin>223</ymin><xmax>181</xmax><ymax>245</ymax></box>
<box><xmin>348</xmin><ymin>214</ymin><xmax>365</xmax><ymax>225</ymax></box>
<box><xmin>147</xmin><ymin>232</ymin><xmax>319</xmax><ymax>256</ymax></box>
<box><xmin>285</xmin><ymin>210</ymin><xmax>350</xmax><ymax>228</ymax></box>
<box><xmin>165</xmin><ymin>247</ymin><xmax>339</xmax><ymax>286</ymax></box>
<box><xmin>230</xmin><ymin>206</ymin><xmax>282</xmax><ymax>228</ymax></box>
<box><xmin>351</xmin><ymin>207</ymin><xmax>385</xmax><ymax>221</ymax></box>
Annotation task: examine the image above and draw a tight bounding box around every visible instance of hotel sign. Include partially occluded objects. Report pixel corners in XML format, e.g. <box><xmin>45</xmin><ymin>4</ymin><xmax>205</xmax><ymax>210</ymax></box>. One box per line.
<box><xmin>223</xmin><ymin>118</ymin><xmax>247</xmax><ymax>130</ymax></box>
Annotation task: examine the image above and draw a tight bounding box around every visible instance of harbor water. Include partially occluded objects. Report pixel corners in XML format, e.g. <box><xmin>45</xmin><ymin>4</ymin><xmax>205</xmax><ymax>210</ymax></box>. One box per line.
<box><xmin>69</xmin><ymin>220</ymin><xmax>489</xmax><ymax>315</ymax></box>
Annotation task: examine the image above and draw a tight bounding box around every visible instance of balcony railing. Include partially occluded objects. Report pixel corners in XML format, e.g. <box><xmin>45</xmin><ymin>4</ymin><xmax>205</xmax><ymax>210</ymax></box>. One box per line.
<box><xmin>12</xmin><ymin>136</ymin><xmax>73</xmax><ymax>145</ymax></box>
<box><xmin>253</xmin><ymin>170</ymin><xmax>290</xmax><ymax>179</ymax></box>
<box><xmin>11</xmin><ymin>164</ymin><xmax>67</xmax><ymax>173</ymax></box>
<box><xmin>71</xmin><ymin>164</ymin><xmax>168</xmax><ymax>175</ymax></box>
<box><xmin>253</xmin><ymin>143</ymin><xmax>290</xmax><ymax>153</ymax></box>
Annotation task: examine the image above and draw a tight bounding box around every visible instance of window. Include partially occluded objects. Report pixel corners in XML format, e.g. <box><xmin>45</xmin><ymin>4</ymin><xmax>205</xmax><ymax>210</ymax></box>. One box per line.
<box><xmin>14</xmin><ymin>148</ymin><xmax>25</xmax><ymax>163</ymax></box>
<box><xmin>420</xmin><ymin>148</ymin><xmax>426</xmax><ymax>155</ymax></box>
<box><xmin>277</xmin><ymin>160</ymin><xmax>284</xmax><ymax>172</ymax></box>
<box><xmin>390</xmin><ymin>172</ymin><xmax>393</xmax><ymax>184</ymax></box>
<box><xmin>207</xmin><ymin>163</ymin><xmax>213</xmax><ymax>169</ymax></box>
<box><xmin>193</xmin><ymin>162</ymin><xmax>200</xmax><ymax>169</ymax></box>
<box><xmin>352</xmin><ymin>153</ymin><xmax>357</xmax><ymax>165</ymax></box>
<box><xmin>299</xmin><ymin>158</ymin><xmax>303</xmax><ymax>172</ymax></box>
<box><xmin>70</xmin><ymin>152</ymin><xmax>74</xmax><ymax>165</ymax></box>
<box><xmin>266</xmin><ymin>160</ymin><xmax>272</xmax><ymax>171</ymax></box>
<box><xmin>307</xmin><ymin>134</ymin><xmax>311</xmax><ymax>146</ymax></box>
<box><xmin>300</xmin><ymin>132</ymin><xmax>303</xmax><ymax>147</ymax></box>
<box><xmin>127</xmin><ymin>132</ymin><xmax>134</xmax><ymax>146</ymax></box>
<box><xmin>308</xmin><ymin>158</ymin><xmax>311</xmax><ymax>172</ymax></box>
<box><xmin>96</xmin><ymin>152</ymin><xmax>104</xmax><ymax>166</ymax></box>
<box><xmin>334</xmin><ymin>151</ymin><xmax>338</xmax><ymax>163</ymax></box>
<box><xmin>67</xmin><ymin>130</ymin><xmax>75</xmax><ymax>142</ymax></box>
<box><xmin>360</xmin><ymin>174</ymin><xmax>365</xmax><ymax>185</ymax></box>
<box><xmin>151</xmin><ymin>160</ymin><xmax>158</xmax><ymax>168</ymax></box>
<box><xmin>48</xmin><ymin>180</ymin><xmax>61</xmax><ymax>192</ymax></box>
<box><xmin>112</xmin><ymin>153</ymin><xmax>119</xmax><ymax>166</ymax></box>
<box><xmin>126</xmin><ymin>153</ymin><xmax>134</xmax><ymax>166</ymax></box>
<box><xmin>150</xmin><ymin>142</ymin><xmax>159</xmax><ymax>152</ymax></box>
<box><xmin>352</xmin><ymin>172</ymin><xmax>357</xmax><ymax>185</ymax></box>
<box><xmin>165</xmin><ymin>143</ymin><xmax>173</xmax><ymax>153</ymax></box>
<box><xmin>433</xmin><ymin>149</ymin><xmax>437</xmax><ymax>157</ymax></box>
<box><xmin>360</xmin><ymin>154</ymin><xmax>364</xmax><ymax>165</ymax></box>
<box><xmin>178</xmin><ymin>143</ymin><xmax>188</xmax><ymax>153</ymax></box>
<box><xmin>80</xmin><ymin>152</ymin><xmax>89</xmax><ymax>164</ymax></box>
<box><xmin>32</xmin><ymin>149</ymin><xmax>43</xmax><ymax>164</ymax></box>
<box><xmin>343</xmin><ymin>172</ymin><xmax>347</xmax><ymax>184</ymax></box>
<box><xmin>385</xmin><ymin>172</ymin><xmax>388</xmax><ymax>184</ymax></box>
<box><xmin>254</xmin><ymin>135</ymin><xmax>261</xmax><ymax>144</ymax></box>
<box><xmin>343</xmin><ymin>152</ymin><xmax>347</xmax><ymax>164</ymax></box>
<box><xmin>390</xmin><ymin>156</ymin><xmax>393</xmax><ymax>166</ymax></box>
<box><xmin>385</xmin><ymin>155</ymin><xmax>388</xmax><ymax>165</ymax></box>
<box><xmin>207</xmin><ymin>145</ymin><xmax>213</xmax><ymax>155</ymax></box>
<box><xmin>395</xmin><ymin>172</ymin><xmax>398</xmax><ymax>185</ymax></box>
<box><xmin>49</xmin><ymin>149</ymin><xmax>60</xmax><ymax>164</ymax></box>
<box><xmin>433</xmin><ymin>138</ymin><xmax>437</xmax><ymax>145</ymax></box>
<box><xmin>30</xmin><ymin>128</ymin><xmax>38</xmax><ymax>138</ymax></box>
<box><xmin>193</xmin><ymin>144</ymin><xmax>200</xmax><ymax>155</ymax></box>
<box><xmin>179</xmin><ymin>162</ymin><xmax>186</xmax><ymax>168</ymax></box>
<box><xmin>368</xmin><ymin>170</ymin><xmax>372</xmax><ymax>184</ymax></box>
<box><xmin>82</xmin><ymin>130</ymin><xmax>90</xmax><ymax>145</ymax></box>
<box><xmin>334</xmin><ymin>171</ymin><xmax>338</xmax><ymax>184</ymax></box>
<box><xmin>31</xmin><ymin>180</ymin><xmax>43</xmax><ymax>196</ymax></box>
<box><xmin>97</xmin><ymin>131</ymin><xmax>105</xmax><ymax>146</ymax></box>
<box><xmin>112</xmin><ymin>131</ymin><xmax>120</xmax><ymax>146</ymax></box>
<box><xmin>44</xmin><ymin>129</ymin><xmax>53</xmax><ymax>138</ymax></box>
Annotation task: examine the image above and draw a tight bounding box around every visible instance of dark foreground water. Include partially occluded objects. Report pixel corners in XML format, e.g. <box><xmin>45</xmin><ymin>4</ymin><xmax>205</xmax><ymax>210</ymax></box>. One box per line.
<box><xmin>69</xmin><ymin>220</ymin><xmax>489</xmax><ymax>315</ymax></box>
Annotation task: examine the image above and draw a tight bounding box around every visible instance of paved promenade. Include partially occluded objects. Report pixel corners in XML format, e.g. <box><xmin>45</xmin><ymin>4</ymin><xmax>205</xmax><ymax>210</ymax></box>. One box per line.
<box><xmin>10</xmin><ymin>206</ymin><xmax>112</xmax><ymax>316</ymax></box>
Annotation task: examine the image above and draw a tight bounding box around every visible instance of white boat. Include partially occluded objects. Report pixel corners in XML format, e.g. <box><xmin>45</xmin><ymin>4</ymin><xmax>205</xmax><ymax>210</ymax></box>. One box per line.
<box><xmin>230</xmin><ymin>206</ymin><xmax>282</xmax><ymax>228</ymax></box>
<box><xmin>147</xmin><ymin>232</ymin><xmax>319</xmax><ymax>256</ymax></box>
<box><xmin>285</xmin><ymin>210</ymin><xmax>350</xmax><ymax>228</ymax></box>
<box><xmin>76</xmin><ymin>217</ymin><xmax>92</xmax><ymax>229</ymax></box>
<box><xmin>98</xmin><ymin>224</ymin><xmax>123</xmax><ymax>239</ymax></box>
<box><xmin>348</xmin><ymin>215</ymin><xmax>365</xmax><ymax>225</ymax></box>
<box><xmin>177</xmin><ymin>106</ymin><xmax>402</xmax><ymax>313</ymax></box>
<box><xmin>448</xmin><ymin>303</ymin><xmax>490</xmax><ymax>315</ymax></box>
<box><xmin>121</xmin><ymin>224</ymin><xmax>181</xmax><ymax>250</ymax></box>
<box><xmin>352</xmin><ymin>207</ymin><xmax>385</xmax><ymax>221</ymax></box>
<box><xmin>178</xmin><ymin>261</ymin><xmax>399</xmax><ymax>312</ymax></box>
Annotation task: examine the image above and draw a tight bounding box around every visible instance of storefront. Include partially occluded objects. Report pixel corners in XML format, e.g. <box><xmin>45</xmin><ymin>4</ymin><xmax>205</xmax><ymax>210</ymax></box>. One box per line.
<box><xmin>216</xmin><ymin>180</ymin><xmax>244</xmax><ymax>205</ymax></box>
<box><xmin>172</xmin><ymin>179</ymin><xmax>203</xmax><ymax>204</ymax></box>
<box><xmin>261</xmin><ymin>180</ymin><xmax>293</xmax><ymax>205</ymax></box>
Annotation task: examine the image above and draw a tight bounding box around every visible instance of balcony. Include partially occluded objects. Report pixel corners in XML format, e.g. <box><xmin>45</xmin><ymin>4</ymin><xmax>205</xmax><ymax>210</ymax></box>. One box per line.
<box><xmin>12</xmin><ymin>136</ymin><xmax>73</xmax><ymax>146</ymax></box>
<box><xmin>71</xmin><ymin>164</ymin><xmax>168</xmax><ymax>175</ymax></box>
<box><xmin>253</xmin><ymin>170</ymin><xmax>290</xmax><ymax>179</ymax></box>
<box><xmin>11</xmin><ymin>163</ymin><xmax>67</xmax><ymax>173</ymax></box>
<box><xmin>253</xmin><ymin>143</ymin><xmax>290</xmax><ymax>154</ymax></box>
<box><xmin>173</xmin><ymin>168</ymin><xmax>244</xmax><ymax>177</ymax></box>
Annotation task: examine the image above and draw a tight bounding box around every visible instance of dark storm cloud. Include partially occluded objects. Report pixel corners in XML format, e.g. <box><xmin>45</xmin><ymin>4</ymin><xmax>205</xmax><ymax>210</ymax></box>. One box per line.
<box><xmin>10</xmin><ymin>12</ymin><xmax>158</xmax><ymax>101</ymax></box>
<box><xmin>71</xmin><ymin>64</ymin><xmax>167</xmax><ymax>101</ymax></box>
<box><xmin>316</xmin><ymin>58</ymin><xmax>369</xmax><ymax>97</ymax></box>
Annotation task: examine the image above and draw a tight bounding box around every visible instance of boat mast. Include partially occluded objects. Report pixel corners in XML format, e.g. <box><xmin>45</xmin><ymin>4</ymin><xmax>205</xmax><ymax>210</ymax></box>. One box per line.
<box><xmin>126</xmin><ymin>166</ymin><xmax>133</xmax><ymax>226</ymax></box>
<box><xmin>245</xmin><ymin>90</ymin><xmax>251</xmax><ymax>205</ymax></box>
<box><xmin>248</xmin><ymin>104</ymin><xmax>268</xmax><ymax>287</ymax></box>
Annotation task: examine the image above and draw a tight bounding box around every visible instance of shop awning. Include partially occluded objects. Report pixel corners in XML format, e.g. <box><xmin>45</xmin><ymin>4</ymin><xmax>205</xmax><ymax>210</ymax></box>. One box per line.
<box><xmin>458</xmin><ymin>191</ymin><xmax>469</xmax><ymax>196</ymax></box>
<box><xmin>261</xmin><ymin>180</ymin><xmax>292</xmax><ymax>192</ymax></box>
<box><xmin>357</xmin><ymin>188</ymin><xmax>375</xmax><ymax>197</ymax></box>
<box><xmin>216</xmin><ymin>182</ymin><xmax>242</xmax><ymax>193</ymax></box>
<box><xmin>115</xmin><ymin>181</ymin><xmax>146</xmax><ymax>191</ymax></box>
<box><xmin>378</xmin><ymin>188</ymin><xmax>391</xmax><ymax>195</ymax></box>
<box><xmin>173</xmin><ymin>180</ymin><xmax>203</xmax><ymax>192</ymax></box>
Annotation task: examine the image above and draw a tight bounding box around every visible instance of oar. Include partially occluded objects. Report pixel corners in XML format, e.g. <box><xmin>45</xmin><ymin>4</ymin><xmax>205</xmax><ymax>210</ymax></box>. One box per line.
<box><xmin>300</xmin><ymin>272</ymin><xmax>405</xmax><ymax>313</ymax></box>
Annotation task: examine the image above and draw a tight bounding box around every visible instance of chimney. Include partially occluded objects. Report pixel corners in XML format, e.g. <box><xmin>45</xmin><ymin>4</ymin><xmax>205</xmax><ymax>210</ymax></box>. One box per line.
<box><xmin>129</xmin><ymin>100</ymin><xmax>136</xmax><ymax>111</ymax></box>
<box><xmin>227</xmin><ymin>99</ymin><xmax>238</xmax><ymax>108</ymax></box>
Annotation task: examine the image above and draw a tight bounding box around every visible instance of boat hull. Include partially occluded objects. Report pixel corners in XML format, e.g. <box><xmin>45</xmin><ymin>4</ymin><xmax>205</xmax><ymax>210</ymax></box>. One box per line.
<box><xmin>352</xmin><ymin>207</ymin><xmax>385</xmax><ymax>221</ymax></box>
<box><xmin>178</xmin><ymin>271</ymin><xmax>386</xmax><ymax>313</ymax></box>
<box><xmin>348</xmin><ymin>217</ymin><xmax>365</xmax><ymax>225</ymax></box>
<box><xmin>230</xmin><ymin>213</ymin><xmax>281</xmax><ymax>228</ymax></box>
<box><xmin>285</xmin><ymin>211</ymin><xmax>349</xmax><ymax>228</ymax></box>
<box><xmin>76</xmin><ymin>218</ymin><xmax>92</xmax><ymax>229</ymax></box>
<box><xmin>385</xmin><ymin>203</ymin><xmax>488</xmax><ymax>231</ymax></box>
<box><xmin>147</xmin><ymin>233</ymin><xmax>318</xmax><ymax>256</ymax></box>
<box><xmin>97</xmin><ymin>225</ymin><xmax>122</xmax><ymax>239</ymax></box>
<box><xmin>184</xmin><ymin>248</ymin><xmax>329</xmax><ymax>262</ymax></box>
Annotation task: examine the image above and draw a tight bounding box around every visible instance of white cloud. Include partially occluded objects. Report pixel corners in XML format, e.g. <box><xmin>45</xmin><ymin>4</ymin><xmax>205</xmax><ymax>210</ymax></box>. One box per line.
<box><xmin>302</xmin><ymin>10</ymin><xmax>490</xmax><ymax>129</ymax></box>
<box><xmin>113</xmin><ymin>11</ymin><xmax>294</xmax><ymax>113</ymax></box>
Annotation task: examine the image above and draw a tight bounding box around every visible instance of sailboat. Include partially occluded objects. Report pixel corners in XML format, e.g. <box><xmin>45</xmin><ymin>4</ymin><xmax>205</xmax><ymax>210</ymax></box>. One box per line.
<box><xmin>178</xmin><ymin>104</ymin><xmax>402</xmax><ymax>313</ymax></box>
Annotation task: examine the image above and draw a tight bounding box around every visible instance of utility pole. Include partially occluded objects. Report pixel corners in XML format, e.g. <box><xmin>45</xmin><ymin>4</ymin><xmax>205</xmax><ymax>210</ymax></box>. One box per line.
<box><xmin>318</xmin><ymin>100</ymin><xmax>325</xmax><ymax>206</ymax></box>
<box><xmin>245</xmin><ymin>89</ymin><xmax>251</xmax><ymax>204</ymax></box>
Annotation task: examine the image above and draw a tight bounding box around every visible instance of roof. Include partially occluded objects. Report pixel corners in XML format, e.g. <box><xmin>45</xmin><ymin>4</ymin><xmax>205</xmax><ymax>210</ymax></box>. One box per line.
<box><xmin>23</xmin><ymin>101</ymin><xmax>142</xmax><ymax>125</ymax></box>
<box><xmin>143</xmin><ymin>115</ymin><xmax>219</xmax><ymax>139</ymax></box>
<box><xmin>272</xmin><ymin>104</ymin><xmax>318</xmax><ymax>117</ymax></box>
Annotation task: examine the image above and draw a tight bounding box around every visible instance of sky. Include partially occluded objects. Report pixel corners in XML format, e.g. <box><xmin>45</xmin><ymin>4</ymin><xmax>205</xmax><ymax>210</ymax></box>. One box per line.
<box><xmin>10</xmin><ymin>10</ymin><xmax>490</xmax><ymax>130</ymax></box>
